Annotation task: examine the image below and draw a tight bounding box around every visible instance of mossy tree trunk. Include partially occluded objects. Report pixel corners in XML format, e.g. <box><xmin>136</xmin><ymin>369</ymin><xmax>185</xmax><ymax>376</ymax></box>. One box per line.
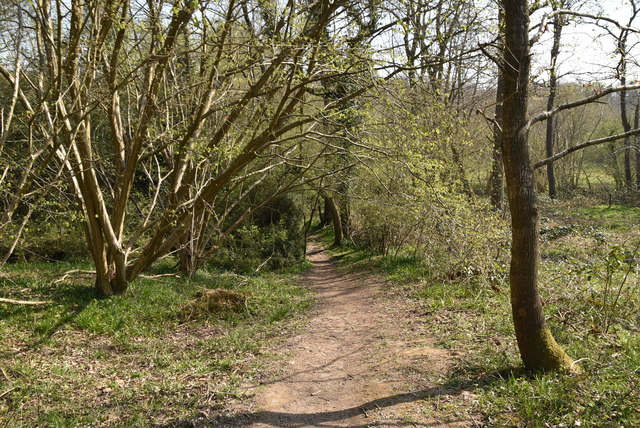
<box><xmin>501</xmin><ymin>0</ymin><xmax>578</xmax><ymax>372</ymax></box>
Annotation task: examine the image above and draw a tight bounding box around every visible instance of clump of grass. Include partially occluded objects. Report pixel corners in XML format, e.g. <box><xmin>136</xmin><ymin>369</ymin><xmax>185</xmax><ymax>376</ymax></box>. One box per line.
<box><xmin>179</xmin><ymin>288</ymin><xmax>250</xmax><ymax>321</ymax></box>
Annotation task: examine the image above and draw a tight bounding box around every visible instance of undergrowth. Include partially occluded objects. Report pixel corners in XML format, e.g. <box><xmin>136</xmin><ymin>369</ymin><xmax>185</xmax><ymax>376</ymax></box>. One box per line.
<box><xmin>319</xmin><ymin>200</ymin><xmax>640</xmax><ymax>427</ymax></box>
<box><xmin>0</xmin><ymin>259</ymin><xmax>312</xmax><ymax>427</ymax></box>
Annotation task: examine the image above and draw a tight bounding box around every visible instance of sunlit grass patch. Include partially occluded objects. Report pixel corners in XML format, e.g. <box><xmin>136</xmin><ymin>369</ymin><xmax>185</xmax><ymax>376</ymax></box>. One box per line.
<box><xmin>0</xmin><ymin>258</ymin><xmax>312</xmax><ymax>427</ymax></box>
<box><xmin>573</xmin><ymin>204</ymin><xmax>640</xmax><ymax>231</ymax></box>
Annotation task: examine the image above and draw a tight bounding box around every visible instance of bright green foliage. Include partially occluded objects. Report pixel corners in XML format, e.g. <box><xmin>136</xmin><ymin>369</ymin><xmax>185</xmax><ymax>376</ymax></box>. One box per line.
<box><xmin>336</xmin><ymin>84</ymin><xmax>509</xmax><ymax>282</ymax></box>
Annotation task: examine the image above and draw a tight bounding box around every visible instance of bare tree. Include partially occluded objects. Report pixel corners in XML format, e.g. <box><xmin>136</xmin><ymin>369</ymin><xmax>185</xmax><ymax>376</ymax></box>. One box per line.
<box><xmin>610</xmin><ymin>0</ymin><xmax>640</xmax><ymax>187</ymax></box>
<box><xmin>543</xmin><ymin>0</ymin><xmax>570</xmax><ymax>199</ymax></box>
<box><xmin>489</xmin><ymin>7</ymin><xmax>505</xmax><ymax>210</ymax></box>
<box><xmin>0</xmin><ymin>1</ymin><xmax>67</xmax><ymax>266</ymax></box>
<box><xmin>498</xmin><ymin>0</ymin><xmax>640</xmax><ymax>370</ymax></box>
<box><xmin>0</xmin><ymin>0</ymin><xmax>401</xmax><ymax>295</ymax></box>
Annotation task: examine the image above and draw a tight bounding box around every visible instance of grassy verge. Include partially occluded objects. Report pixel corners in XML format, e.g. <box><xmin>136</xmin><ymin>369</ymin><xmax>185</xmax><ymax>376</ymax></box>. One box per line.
<box><xmin>0</xmin><ymin>259</ymin><xmax>312</xmax><ymax>427</ymax></box>
<box><xmin>318</xmin><ymin>201</ymin><xmax>640</xmax><ymax>427</ymax></box>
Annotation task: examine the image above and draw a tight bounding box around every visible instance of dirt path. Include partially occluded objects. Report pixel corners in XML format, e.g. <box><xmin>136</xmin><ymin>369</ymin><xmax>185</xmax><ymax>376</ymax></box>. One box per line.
<box><xmin>222</xmin><ymin>243</ymin><xmax>476</xmax><ymax>427</ymax></box>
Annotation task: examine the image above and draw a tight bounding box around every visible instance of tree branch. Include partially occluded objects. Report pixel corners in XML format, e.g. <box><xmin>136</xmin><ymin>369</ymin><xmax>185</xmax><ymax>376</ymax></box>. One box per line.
<box><xmin>528</xmin><ymin>83</ymin><xmax>640</xmax><ymax>129</ymax></box>
<box><xmin>530</xmin><ymin>9</ymin><xmax>640</xmax><ymax>46</ymax></box>
<box><xmin>555</xmin><ymin>9</ymin><xmax>640</xmax><ymax>32</ymax></box>
<box><xmin>534</xmin><ymin>127</ymin><xmax>640</xmax><ymax>168</ymax></box>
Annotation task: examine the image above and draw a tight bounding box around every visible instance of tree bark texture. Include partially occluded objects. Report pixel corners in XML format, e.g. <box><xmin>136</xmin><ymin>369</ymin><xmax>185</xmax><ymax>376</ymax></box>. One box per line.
<box><xmin>337</xmin><ymin>191</ymin><xmax>351</xmax><ymax>240</ymax></box>
<box><xmin>319</xmin><ymin>197</ymin><xmax>332</xmax><ymax>227</ymax></box>
<box><xmin>501</xmin><ymin>0</ymin><xmax>577</xmax><ymax>371</ymax></box>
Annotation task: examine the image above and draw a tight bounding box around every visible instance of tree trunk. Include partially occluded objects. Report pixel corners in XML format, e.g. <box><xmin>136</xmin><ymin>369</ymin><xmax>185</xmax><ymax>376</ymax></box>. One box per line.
<box><xmin>319</xmin><ymin>196</ymin><xmax>332</xmax><ymax>227</ymax></box>
<box><xmin>620</xmin><ymin>76</ymin><xmax>633</xmax><ymax>186</ymax></box>
<box><xmin>323</xmin><ymin>195</ymin><xmax>342</xmax><ymax>246</ymax></box>
<box><xmin>177</xmin><ymin>207</ymin><xmax>211</xmax><ymax>276</ymax></box>
<box><xmin>489</xmin><ymin>8</ymin><xmax>505</xmax><ymax>210</ymax></box>
<box><xmin>489</xmin><ymin>78</ymin><xmax>505</xmax><ymax>208</ymax></box>
<box><xmin>339</xmin><ymin>203</ymin><xmax>351</xmax><ymax>240</ymax></box>
<box><xmin>179</xmin><ymin>238</ymin><xmax>198</xmax><ymax>276</ymax></box>
<box><xmin>91</xmin><ymin>246</ymin><xmax>128</xmax><ymax>297</ymax></box>
<box><xmin>501</xmin><ymin>0</ymin><xmax>578</xmax><ymax>372</ymax></box>
<box><xmin>337</xmin><ymin>190</ymin><xmax>351</xmax><ymax>239</ymax></box>
<box><xmin>545</xmin><ymin>11</ymin><xmax>562</xmax><ymax>199</ymax></box>
<box><xmin>634</xmin><ymin>101</ymin><xmax>640</xmax><ymax>189</ymax></box>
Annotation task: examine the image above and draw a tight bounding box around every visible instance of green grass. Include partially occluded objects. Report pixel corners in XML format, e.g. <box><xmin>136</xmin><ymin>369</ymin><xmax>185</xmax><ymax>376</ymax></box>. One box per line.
<box><xmin>0</xmin><ymin>259</ymin><xmax>312</xmax><ymax>427</ymax></box>
<box><xmin>316</xmin><ymin>230</ymin><xmax>430</xmax><ymax>282</ymax></box>
<box><xmin>332</xmin><ymin>250</ymin><xmax>429</xmax><ymax>283</ymax></box>
<box><xmin>315</xmin><ymin>199</ymin><xmax>640</xmax><ymax>427</ymax></box>
<box><xmin>574</xmin><ymin>204</ymin><xmax>640</xmax><ymax>231</ymax></box>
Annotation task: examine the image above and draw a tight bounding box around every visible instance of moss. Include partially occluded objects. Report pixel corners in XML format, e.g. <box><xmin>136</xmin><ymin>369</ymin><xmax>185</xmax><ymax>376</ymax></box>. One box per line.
<box><xmin>526</xmin><ymin>328</ymin><xmax>582</xmax><ymax>373</ymax></box>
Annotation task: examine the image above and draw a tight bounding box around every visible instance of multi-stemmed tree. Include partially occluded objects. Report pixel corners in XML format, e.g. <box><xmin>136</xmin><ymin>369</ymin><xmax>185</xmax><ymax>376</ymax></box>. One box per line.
<box><xmin>0</xmin><ymin>0</ymin><xmax>399</xmax><ymax>295</ymax></box>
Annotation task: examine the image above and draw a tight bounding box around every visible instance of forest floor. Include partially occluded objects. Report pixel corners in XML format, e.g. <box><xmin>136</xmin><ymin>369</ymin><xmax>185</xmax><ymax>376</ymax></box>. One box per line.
<box><xmin>215</xmin><ymin>242</ymin><xmax>478</xmax><ymax>427</ymax></box>
<box><xmin>3</xmin><ymin>201</ymin><xmax>637</xmax><ymax>426</ymax></box>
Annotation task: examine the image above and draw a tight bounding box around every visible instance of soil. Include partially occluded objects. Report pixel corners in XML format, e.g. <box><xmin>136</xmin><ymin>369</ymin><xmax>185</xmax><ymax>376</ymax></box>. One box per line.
<box><xmin>219</xmin><ymin>243</ymin><xmax>477</xmax><ymax>427</ymax></box>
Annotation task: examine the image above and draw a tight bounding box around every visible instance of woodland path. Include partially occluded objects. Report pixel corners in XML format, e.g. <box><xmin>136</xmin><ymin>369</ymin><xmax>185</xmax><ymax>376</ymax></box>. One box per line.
<box><xmin>220</xmin><ymin>243</ymin><xmax>476</xmax><ymax>427</ymax></box>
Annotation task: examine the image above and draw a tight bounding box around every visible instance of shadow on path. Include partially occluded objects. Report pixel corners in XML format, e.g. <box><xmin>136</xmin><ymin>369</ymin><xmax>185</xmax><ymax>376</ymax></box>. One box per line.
<box><xmin>157</xmin><ymin>369</ymin><xmax>521</xmax><ymax>427</ymax></box>
<box><xmin>216</xmin><ymin>386</ymin><xmax>461</xmax><ymax>427</ymax></box>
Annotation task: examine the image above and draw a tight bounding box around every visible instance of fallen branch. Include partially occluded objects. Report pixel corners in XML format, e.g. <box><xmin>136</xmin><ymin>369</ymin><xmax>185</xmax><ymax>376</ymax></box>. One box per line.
<box><xmin>0</xmin><ymin>387</ymin><xmax>16</xmax><ymax>399</ymax></box>
<box><xmin>255</xmin><ymin>253</ymin><xmax>274</xmax><ymax>273</ymax></box>
<box><xmin>53</xmin><ymin>269</ymin><xmax>96</xmax><ymax>284</ymax></box>
<box><xmin>0</xmin><ymin>297</ymin><xmax>50</xmax><ymax>306</ymax></box>
<box><xmin>139</xmin><ymin>273</ymin><xmax>181</xmax><ymax>279</ymax></box>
